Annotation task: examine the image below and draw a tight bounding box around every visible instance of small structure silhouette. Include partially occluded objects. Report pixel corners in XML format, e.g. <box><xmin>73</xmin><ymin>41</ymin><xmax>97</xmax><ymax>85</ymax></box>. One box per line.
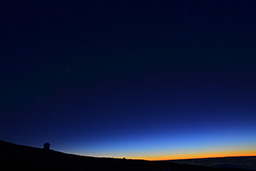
<box><xmin>43</xmin><ymin>142</ymin><xmax>50</xmax><ymax>150</ymax></box>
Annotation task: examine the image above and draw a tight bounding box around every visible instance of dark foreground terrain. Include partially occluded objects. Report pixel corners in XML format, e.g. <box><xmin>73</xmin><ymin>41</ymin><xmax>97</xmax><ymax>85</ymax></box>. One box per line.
<box><xmin>170</xmin><ymin>156</ymin><xmax>256</xmax><ymax>171</ymax></box>
<box><xmin>0</xmin><ymin>140</ymin><xmax>252</xmax><ymax>171</ymax></box>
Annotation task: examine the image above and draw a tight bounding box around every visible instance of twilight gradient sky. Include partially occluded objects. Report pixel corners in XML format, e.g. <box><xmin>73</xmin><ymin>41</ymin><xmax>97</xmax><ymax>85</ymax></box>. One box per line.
<box><xmin>1</xmin><ymin>0</ymin><xmax>256</xmax><ymax>160</ymax></box>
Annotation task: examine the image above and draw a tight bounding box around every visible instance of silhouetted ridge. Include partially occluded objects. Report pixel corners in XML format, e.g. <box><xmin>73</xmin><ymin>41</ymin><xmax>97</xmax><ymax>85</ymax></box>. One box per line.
<box><xmin>0</xmin><ymin>140</ymin><xmax>252</xmax><ymax>171</ymax></box>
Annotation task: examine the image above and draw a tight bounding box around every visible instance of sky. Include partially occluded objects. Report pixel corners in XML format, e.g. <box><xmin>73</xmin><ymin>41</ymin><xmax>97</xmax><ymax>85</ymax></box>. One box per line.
<box><xmin>1</xmin><ymin>0</ymin><xmax>256</xmax><ymax>160</ymax></box>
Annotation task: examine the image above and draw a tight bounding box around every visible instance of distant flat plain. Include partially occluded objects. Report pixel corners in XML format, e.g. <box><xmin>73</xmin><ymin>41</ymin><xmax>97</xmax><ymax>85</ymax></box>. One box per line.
<box><xmin>169</xmin><ymin>156</ymin><xmax>256</xmax><ymax>170</ymax></box>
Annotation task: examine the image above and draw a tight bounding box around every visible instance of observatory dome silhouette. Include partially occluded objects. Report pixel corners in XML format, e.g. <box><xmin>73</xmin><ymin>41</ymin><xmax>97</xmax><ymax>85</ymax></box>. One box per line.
<box><xmin>43</xmin><ymin>142</ymin><xmax>50</xmax><ymax>150</ymax></box>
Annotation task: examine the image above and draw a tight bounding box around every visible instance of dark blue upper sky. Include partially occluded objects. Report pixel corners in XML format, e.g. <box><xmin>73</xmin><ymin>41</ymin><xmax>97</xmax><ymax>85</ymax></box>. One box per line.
<box><xmin>1</xmin><ymin>0</ymin><xmax>256</xmax><ymax>159</ymax></box>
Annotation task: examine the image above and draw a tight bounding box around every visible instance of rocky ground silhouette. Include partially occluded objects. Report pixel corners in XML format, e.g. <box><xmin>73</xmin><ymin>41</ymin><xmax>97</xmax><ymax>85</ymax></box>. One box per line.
<box><xmin>0</xmin><ymin>140</ymin><xmax>253</xmax><ymax>171</ymax></box>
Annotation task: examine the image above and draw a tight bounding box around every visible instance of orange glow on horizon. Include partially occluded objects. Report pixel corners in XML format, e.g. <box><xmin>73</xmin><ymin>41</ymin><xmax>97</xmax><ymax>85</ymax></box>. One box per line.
<box><xmin>126</xmin><ymin>150</ymin><xmax>256</xmax><ymax>161</ymax></box>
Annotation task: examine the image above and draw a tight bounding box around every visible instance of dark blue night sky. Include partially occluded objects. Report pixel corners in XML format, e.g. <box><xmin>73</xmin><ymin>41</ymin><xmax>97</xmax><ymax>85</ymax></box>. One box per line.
<box><xmin>1</xmin><ymin>0</ymin><xmax>256</xmax><ymax>159</ymax></box>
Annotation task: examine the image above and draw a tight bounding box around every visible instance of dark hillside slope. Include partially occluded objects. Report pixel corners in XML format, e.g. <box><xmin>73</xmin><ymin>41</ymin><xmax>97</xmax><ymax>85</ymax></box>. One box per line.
<box><xmin>0</xmin><ymin>140</ymin><xmax>250</xmax><ymax>171</ymax></box>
